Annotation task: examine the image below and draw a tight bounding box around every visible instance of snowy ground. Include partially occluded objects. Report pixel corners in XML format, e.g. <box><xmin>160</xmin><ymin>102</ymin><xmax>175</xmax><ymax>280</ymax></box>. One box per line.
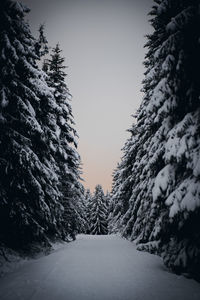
<box><xmin>0</xmin><ymin>241</ymin><xmax>69</xmax><ymax>278</ymax></box>
<box><xmin>0</xmin><ymin>234</ymin><xmax>200</xmax><ymax>300</ymax></box>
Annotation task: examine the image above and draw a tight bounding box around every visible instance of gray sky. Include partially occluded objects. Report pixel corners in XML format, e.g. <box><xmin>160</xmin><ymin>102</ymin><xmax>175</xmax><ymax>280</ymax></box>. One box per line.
<box><xmin>24</xmin><ymin>0</ymin><xmax>153</xmax><ymax>192</ymax></box>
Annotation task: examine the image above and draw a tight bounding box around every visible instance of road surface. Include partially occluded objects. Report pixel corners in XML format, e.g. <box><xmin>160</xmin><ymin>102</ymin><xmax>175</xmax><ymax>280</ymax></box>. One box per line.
<box><xmin>0</xmin><ymin>234</ymin><xmax>200</xmax><ymax>300</ymax></box>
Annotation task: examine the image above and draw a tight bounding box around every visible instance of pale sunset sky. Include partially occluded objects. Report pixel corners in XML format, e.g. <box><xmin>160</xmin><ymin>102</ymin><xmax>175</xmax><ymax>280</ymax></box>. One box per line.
<box><xmin>24</xmin><ymin>0</ymin><xmax>153</xmax><ymax>192</ymax></box>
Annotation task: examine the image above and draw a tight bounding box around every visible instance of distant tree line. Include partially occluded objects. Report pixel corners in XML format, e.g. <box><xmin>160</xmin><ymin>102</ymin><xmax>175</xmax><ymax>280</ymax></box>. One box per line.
<box><xmin>78</xmin><ymin>185</ymin><xmax>111</xmax><ymax>235</ymax></box>
<box><xmin>109</xmin><ymin>0</ymin><xmax>200</xmax><ymax>281</ymax></box>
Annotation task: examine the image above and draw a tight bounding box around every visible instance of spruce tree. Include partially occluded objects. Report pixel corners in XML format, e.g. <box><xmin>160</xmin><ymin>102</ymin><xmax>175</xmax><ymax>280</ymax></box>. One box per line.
<box><xmin>47</xmin><ymin>43</ymin><xmax>82</xmax><ymax>240</ymax></box>
<box><xmin>35</xmin><ymin>24</ymin><xmax>49</xmax><ymax>59</ymax></box>
<box><xmin>84</xmin><ymin>189</ymin><xmax>93</xmax><ymax>233</ymax></box>
<box><xmin>90</xmin><ymin>185</ymin><xmax>108</xmax><ymax>235</ymax></box>
<box><xmin>104</xmin><ymin>191</ymin><xmax>111</xmax><ymax>220</ymax></box>
<box><xmin>148</xmin><ymin>0</ymin><xmax>200</xmax><ymax>278</ymax></box>
<box><xmin>0</xmin><ymin>0</ymin><xmax>63</xmax><ymax>248</ymax></box>
<box><xmin>108</xmin><ymin>166</ymin><xmax>123</xmax><ymax>233</ymax></box>
<box><xmin>35</xmin><ymin>24</ymin><xmax>49</xmax><ymax>72</ymax></box>
<box><xmin>110</xmin><ymin>0</ymin><xmax>200</xmax><ymax>278</ymax></box>
<box><xmin>109</xmin><ymin>124</ymin><xmax>138</xmax><ymax>235</ymax></box>
<box><xmin>75</xmin><ymin>186</ymin><xmax>88</xmax><ymax>234</ymax></box>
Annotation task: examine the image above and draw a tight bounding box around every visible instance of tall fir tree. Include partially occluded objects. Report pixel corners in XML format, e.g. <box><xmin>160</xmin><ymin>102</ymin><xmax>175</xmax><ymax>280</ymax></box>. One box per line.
<box><xmin>148</xmin><ymin>0</ymin><xmax>200</xmax><ymax>278</ymax></box>
<box><xmin>90</xmin><ymin>185</ymin><xmax>108</xmax><ymax>235</ymax></box>
<box><xmin>104</xmin><ymin>191</ymin><xmax>111</xmax><ymax>220</ymax></box>
<box><xmin>0</xmin><ymin>0</ymin><xmax>64</xmax><ymax>248</ymax></box>
<box><xmin>110</xmin><ymin>0</ymin><xmax>200</xmax><ymax>279</ymax></box>
<box><xmin>109</xmin><ymin>124</ymin><xmax>138</xmax><ymax>235</ymax></box>
<box><xmin>84</xmin><ymin>188</ymin><xmax>93</xmax><ymax>233</ymax></box>
<box><xmin>35</xmin><ymin>24</ymin><xmax>49</xmax><ymax>72</ymax></box>
<box><xmin>35</xmin><ymin>24</ymin><xmax>49</xmax><ymax>59</ymax></box>
<box><xmin>47</xmin><ymin>43</ymin><xmax>83</xmax><ymax>240</ymax></box>
<box><xmin>75</xmin><ymin>185</ymin><xmax>88</xmax><ymax>234</ymax></box>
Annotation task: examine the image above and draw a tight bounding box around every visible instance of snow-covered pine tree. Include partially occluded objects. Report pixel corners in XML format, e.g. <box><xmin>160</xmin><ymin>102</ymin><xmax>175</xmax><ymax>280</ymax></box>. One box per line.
<box><xmin>35</xmin><ymin>24</ymin><xmax>49</xmax><ymax>60</ymax></box>
<box><xmin>35</xmin><ymin>24</ymin><xmax>49</xmax><ymax>72</ymax></box>
<box><xmin>75</xmin><ymin>185</ymin><xmax>88</xmax><ymax>234</ymax></box>
<box><xmin>47</xmin><ymin>43</ymin><xmax>82</xmax><ymax>240</ymax></box>
<box><xmin>90</xmin><ymin>185</ymin><xmax>108</xmax><ymax>235</ymax></box>
<box><xmin>84</xmin><ymin>189</ymin><xmax>93</xmax><ymax>233</ymax></box>
<box><xmin>109</xmin><ymin>167</ymin><xmax>125</xmax><ymax>234</ymax></box>
<box><xmin>104</xmin><ymin>191</ymin><xmax>111</xmax><ymax>218</ymax></box>
<box><xmin>109</xmin><ymin>123</ymin><xmax>139</xmax><ymax>235</ymax></box>
<box><xmin>147</xmin><ymin>0</ymin><xmax>200</xmax><ymax>278</ymax></box>
<box><xmin>0</xmin><ymin>0</ymin><xmax>64</xmax><ymax>248</ymax></box>
<box><xmin>111</xmin><ymin>0</ymin><xmax>200</xmax><ymax>278</ymax></box>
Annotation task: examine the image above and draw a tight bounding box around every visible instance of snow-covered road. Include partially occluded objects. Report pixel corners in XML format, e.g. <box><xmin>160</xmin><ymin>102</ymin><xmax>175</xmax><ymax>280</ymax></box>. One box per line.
<box><xmin>0</xmin><ymin>234</ymin><xmax>200</xmax><ymax>300</ymax></box>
